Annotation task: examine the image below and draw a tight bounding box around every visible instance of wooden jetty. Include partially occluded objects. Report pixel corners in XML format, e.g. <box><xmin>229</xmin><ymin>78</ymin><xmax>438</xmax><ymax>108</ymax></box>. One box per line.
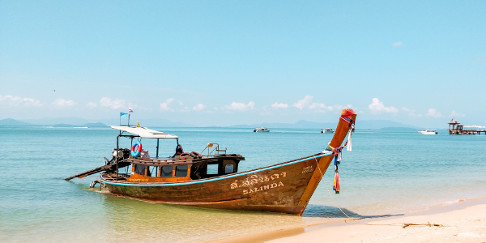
<box><xmin>448</xmin><ymin>118</ymin><xmax>486</xmax><ymax>135</ymax></box>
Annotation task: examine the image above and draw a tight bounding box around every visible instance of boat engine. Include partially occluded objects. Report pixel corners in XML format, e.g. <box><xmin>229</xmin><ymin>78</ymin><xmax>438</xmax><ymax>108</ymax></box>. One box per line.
<box><xmin>106</xmin><ymin>148</ymin><xmax>130</xmax><ymax>165</ymax></box>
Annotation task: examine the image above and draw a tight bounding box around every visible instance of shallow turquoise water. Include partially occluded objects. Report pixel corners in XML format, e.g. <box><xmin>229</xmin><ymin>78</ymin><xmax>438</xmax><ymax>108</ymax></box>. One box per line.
<box><xmin>1</xmin><ymin>126</ymin><xmax>486</xmax><ymax>242</ymax></box>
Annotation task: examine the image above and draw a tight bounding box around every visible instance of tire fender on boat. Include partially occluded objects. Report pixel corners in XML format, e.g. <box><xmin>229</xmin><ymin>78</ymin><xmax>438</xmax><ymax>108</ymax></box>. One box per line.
<box><xmin>179</xmin><ymin>152</ymin><xmax>191</xmax><ymax>160</ymax></box>
<box><xmin>131</xmin><ymin>142</ymin><xmax>142</xmax><ymax>158</ymax></box>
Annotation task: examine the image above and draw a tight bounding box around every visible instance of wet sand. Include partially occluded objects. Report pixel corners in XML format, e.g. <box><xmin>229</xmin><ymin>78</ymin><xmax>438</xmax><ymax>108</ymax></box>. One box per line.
<box><xmin>217</xmin><ymin>197</ymin><xmax>486</xmax><ymax>243</ymax></box>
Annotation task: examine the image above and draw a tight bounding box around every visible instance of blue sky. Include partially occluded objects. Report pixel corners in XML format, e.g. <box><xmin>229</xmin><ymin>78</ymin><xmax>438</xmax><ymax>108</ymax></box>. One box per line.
<box><xmin>1</xmin><ymin>1</ymin><xmax>485</xmax><ymax>127</ymax></box>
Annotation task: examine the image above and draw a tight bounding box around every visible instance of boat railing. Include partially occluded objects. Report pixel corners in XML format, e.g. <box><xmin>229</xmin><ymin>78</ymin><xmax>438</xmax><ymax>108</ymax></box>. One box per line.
<box><xmin>200</xmin><ymin>143</ymin><xmax>227</xmax><ymax>156</ymax></box>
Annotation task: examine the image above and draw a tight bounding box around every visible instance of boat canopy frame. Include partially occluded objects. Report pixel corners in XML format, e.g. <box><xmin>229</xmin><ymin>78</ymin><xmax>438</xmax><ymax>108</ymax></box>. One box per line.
<box><xmin>111</xmin><ymin>125</ymin><xmax>179</xmax><ymax>159</ymax></box>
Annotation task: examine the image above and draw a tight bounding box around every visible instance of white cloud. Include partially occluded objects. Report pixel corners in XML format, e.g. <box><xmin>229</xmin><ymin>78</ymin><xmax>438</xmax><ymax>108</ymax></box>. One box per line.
<box><xmin>393</xmin><ymin>41</ymin><xmax>403</xmax><ymax>47</ymax></box>
<box><xmin>271</xmin><ymin>102</ymin><xmax>288</xmax><ymax>109</ymax></box>
<box><xmin>450</xmin><ymin>110</ymin><xmax>465</xmax><ymax>118</ymax></box>
<box><xmin>401</xmin><ymin>107</ymin><xmax>421</xmax><ymax>117</ymax></box>
<box><xmin>309</xmin><ymin>103</ymin><xmax>325</xmax><ymax>110</ymax></box>
<box><xmin>368</xmin><ymin>98</ymin><xmax>398</xmax><ymax>113</ymax></box>
<box><xmin>293</xmin><ymin>95</ymin><xmax>313</xmax><ymax>110</ymax></box>
<box><xmin>225</xmin><ymin>101</ymin><xmax>255</xmax><ymax>111</ymax></box>
<box><xmin>291</xmin><ymin>96</ymin><xmax>342</xmax><ymax>112</ymax></box>
<box><xmin>309</xmin><ymin>103</ymin><xmax>341</xmax><ymax>112</ymax></box>
<box><xmin>426</xmin><ymin>108</ymin><xmax>442</xmax><ymax>118</ymax></box>
<box><xmin>87</xmin><ymin>102</ymin><xmax>97</xmax><ymax>108</ymax></box>
<box><xmin>0</xmin><ymin>94</ymin><xmax>42</xmax><ymax>107</ymax></box>
<box><xmin>160</xmin><ymin>98</ymin><xmax>174</xmax><ymax>111</ymax></box>
<box><xmin>53</xmin><ymin>98</ymin><xmax>76</xmax><ymax>107</ymax></box>
<box><xmin>99</xmin><ymin>97</ymin><xmax>126</xmax><ymax>110</ymax></box>
<box><xmin>403</xmin><ymin>107</ymin><xmax>443</xmax><ymax>118</ymax></box>
<box><xmin>22</xmin><ymin>98</ymin><xmax>42</xmax><ymax>106</ymax></box>
<box><xmin>193</xmin><ymin>104</ymin><xmax>205</xmax><ymax>111</ymax></box>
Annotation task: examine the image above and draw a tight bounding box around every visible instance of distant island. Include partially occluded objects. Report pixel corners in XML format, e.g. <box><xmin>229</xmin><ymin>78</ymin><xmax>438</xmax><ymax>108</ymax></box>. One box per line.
<box><xmin>0</xmin><ymin>117</ymin><xmax>427</xmax><ymax>130</ymax></box>
<box><xmin>51</xmin><ymin>122</ymin><xmax>108</xmax><ymax>128</ymax></box>
<box><xmin>229</xmin><ymin>119</ymin><xmax>419</xmax><ymax>130</ymax></box>
<box><xmin>0</xmin><ymin>118</ymin><xmax>108</xmax><ymax>128</ymax></box>
<box><xmin>0</xmin><ymin>118</ymin><xmax>31</xmax><ymax>126</ymax></box>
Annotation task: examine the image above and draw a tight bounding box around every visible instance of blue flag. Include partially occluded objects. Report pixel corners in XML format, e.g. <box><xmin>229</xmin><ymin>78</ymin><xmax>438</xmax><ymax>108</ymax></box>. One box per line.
<box><xmin>120</xmin><ymin>112</ymin><xmax>128</xmax><ymax>117</ymax></box>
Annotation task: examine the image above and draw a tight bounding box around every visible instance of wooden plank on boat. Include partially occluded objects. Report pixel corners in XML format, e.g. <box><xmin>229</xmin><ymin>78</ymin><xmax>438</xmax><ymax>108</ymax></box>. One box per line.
<box><xmin>64</xmin><ymin>162</ymin><xmax>129</xmax><ymax>180</ymax></box>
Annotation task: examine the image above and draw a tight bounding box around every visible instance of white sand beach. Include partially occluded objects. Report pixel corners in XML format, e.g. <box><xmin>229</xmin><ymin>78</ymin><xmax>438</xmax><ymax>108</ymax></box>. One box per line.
<box><xmin>219</xmin><ymin>198</ymin><xmax>486</xmax><ymax>243</ymax></box>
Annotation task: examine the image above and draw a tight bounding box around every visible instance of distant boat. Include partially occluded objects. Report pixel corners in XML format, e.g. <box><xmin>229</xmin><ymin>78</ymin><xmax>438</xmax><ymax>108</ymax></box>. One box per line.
<box><xmin>321</xmin><ymin>128</ymin><xmax>334</xmax><ymax>133</ymax></box>
<box><xmin>418</xmin><ymin>129</ymin><xmax>438</xmax><ymax>135</ymax></box>
<box><xmin>65</xmin><ymin>109</ymin><xmax>357</xmax><ymax>215</ymax></box>
<box><xmin>253</xmin><ymin>127</ymin><xmax>270</xmax><ymax>132</ymax></box>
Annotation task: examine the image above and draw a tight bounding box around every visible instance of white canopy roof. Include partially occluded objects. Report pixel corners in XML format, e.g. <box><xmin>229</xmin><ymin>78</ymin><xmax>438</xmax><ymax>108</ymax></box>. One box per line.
<box><xmin>111</xmin><ymin>125</ymin><xmax>178</xmax><ymax>139</ymax></box>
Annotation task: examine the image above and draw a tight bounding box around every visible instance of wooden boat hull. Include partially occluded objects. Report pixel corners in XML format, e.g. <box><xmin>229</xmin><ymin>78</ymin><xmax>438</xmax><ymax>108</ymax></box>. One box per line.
<box><xmin>102</xmin><ymin>153</ymin><xmax>334</xmax><ymax>215</ymax></box>
<box><xmin>100</xmin><ymin>109</ymin><xmax>356</xmax><ymax>215</ymax></box>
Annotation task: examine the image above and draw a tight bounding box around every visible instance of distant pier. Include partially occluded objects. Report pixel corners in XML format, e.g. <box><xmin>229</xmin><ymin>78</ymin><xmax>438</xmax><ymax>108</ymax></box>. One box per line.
<box><xmin>448</xmin><ymin>118</ymin><xmax>486</xmax><ymax>135</ymax></box>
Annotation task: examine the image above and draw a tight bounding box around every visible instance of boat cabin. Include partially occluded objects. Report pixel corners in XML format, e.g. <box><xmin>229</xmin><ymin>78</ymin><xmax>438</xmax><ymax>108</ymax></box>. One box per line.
<box><xmin>109</xmin><ymin>125</ymin><xmax>245</xmax><ymax>183</ymax></box>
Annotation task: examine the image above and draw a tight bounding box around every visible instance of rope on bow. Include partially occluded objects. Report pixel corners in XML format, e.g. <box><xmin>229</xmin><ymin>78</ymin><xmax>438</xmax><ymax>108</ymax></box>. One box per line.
<box><xmin>323</xmin><ymin>114</ymin><xmax>355</xmax><ymax>194</ymax></box>
<box><xmin>333</xmin><ymin>146</ymin><xmax>343</xmax><ymax>194</ymax></box>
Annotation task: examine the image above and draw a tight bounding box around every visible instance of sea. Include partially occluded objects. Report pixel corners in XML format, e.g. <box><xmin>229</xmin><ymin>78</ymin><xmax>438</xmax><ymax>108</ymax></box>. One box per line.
<box><xmin>1</xmin><ymin>125</ymin><xmax>486</xmax><ymax>242</ymax></box>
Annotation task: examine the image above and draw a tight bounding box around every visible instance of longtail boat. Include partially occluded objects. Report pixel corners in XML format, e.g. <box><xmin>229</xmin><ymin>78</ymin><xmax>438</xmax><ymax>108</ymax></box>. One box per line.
<box><xmin>66</xmin><ymin>109</ymin><xmax>356</xmax><ymax>215</ymax></box>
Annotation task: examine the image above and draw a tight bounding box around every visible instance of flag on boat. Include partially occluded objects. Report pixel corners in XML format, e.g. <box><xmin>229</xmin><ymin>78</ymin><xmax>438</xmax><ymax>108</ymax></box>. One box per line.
<box><xmin>128</xmin><ymin>107</ymin><xmax>133</xmax><ymax>113</ymax></box>
<box><xmin>120</xmin><ymin>112</ymin><xmax>128</xmax><ymax>117</ymax></box>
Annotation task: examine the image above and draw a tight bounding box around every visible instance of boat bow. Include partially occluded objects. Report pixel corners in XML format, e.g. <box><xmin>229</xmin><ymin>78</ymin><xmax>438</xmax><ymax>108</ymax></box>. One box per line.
<box><xmin>295</xmin><ymin>108</ymin><xmax>356</xmax><ymax>214</ymax></box>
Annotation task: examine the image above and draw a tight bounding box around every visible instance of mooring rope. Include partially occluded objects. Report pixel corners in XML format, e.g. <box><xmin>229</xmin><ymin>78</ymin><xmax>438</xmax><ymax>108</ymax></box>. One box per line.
<box><xmin>313</xmin><ymin>152</ymin><xmax>351</xmax><ymax>219</ymax></box>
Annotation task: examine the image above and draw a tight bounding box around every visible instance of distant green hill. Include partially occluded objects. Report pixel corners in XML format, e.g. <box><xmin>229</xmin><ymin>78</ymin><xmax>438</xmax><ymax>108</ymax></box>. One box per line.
<box><xmin>379</xmin><ymin>127</ymin><xmax>418</xmax><ymax>131</ymax></box>
<box><xmin>52</xmin><ymin>122</ymin><xmax>108</xmax><ymax>128</ymax></box>
<box><xmin>0</xmin><ymin>118</ymin><xmax>109</xmax><ymax>128</ymax></box>
<box><xmin>84</xmin><ymin>122</ymin><xmax>108</xmax><ymax>128</ymax></box>
<box><xmin>229</xmin><ymin>119</ymin><xmax>418</xmax><ymax>130</ymax></box>
<box><xmin>0</xmin><ymin>118</ymin><xmax>31</xmax><ymax>126</ymax></box>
